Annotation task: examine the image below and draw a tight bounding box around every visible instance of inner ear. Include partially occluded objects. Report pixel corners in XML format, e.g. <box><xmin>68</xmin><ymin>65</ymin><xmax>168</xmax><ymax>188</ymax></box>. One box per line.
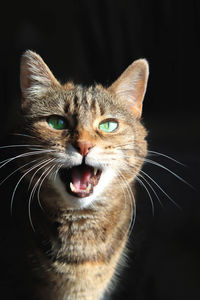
<box><xmin>108</xmin><ymin>59</ymin><xmax>149</xmax><ymax>118</ymax></box>
<box><xmin>20</xmin><ymin>50</ymin><xmax>60</xmax><ymax>101</ymax></box>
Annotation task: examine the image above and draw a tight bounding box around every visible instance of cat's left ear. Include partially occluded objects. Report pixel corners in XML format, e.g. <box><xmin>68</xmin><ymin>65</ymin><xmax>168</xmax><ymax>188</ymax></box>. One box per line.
<box><xmin>20</xmin><ymin>50</ymin><xmax>60</xmax><ymax>102</ymax></box>
<box><xmin>108</xmin><ymin>59</ymin><xmax>149</xmax><ymax>118</ymax></box>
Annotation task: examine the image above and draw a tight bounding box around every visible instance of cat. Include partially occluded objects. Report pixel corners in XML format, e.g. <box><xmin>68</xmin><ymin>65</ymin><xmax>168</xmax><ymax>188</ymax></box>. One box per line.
<box><xmin>0</xmin><ymin>50</ymin><xmax>149</xmax><ymax>300</ymax></box>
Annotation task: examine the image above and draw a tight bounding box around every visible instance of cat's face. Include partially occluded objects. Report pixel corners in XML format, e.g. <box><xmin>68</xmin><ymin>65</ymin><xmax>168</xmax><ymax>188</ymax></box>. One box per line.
<box><xmin>19</xmin><ymin>51</ymin><xmax>148</xmax><ymax>209</ymax></box>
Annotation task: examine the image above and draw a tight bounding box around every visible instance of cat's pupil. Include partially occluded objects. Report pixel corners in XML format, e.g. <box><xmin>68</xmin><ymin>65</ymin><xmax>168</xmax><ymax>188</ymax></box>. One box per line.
<box><xmin>99</xmin><ymin>121</ymin><xmax>118</xmax><ymax>133</ymax></box>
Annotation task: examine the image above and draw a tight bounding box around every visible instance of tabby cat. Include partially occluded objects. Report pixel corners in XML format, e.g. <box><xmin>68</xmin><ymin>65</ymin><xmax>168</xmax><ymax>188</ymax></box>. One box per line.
<box><xmin>0</xmin><ymin>51</ymin><xmax>149</xmax><ymax>300</ymax></box>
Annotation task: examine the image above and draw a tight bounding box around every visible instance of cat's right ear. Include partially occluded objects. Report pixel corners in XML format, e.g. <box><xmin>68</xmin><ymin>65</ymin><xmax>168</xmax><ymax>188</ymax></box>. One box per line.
<box><xmin>20</xmin><ymin>50</ymin><xmax>60</xmax><ymax>102</ymax></box>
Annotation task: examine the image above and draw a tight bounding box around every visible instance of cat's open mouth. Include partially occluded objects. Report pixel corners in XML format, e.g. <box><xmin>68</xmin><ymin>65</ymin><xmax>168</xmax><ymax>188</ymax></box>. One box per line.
<box><xmin>59</xmin><ymin>164</ymin><xmax>102</xmax><ymax>198</ymax></box>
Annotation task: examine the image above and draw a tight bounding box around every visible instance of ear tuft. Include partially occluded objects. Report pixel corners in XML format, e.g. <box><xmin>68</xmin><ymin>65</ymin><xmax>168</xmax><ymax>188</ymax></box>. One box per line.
<box><xmin>108</xmin><ymin>59</ymin><xmax>149</xmax><ymax>118</ymax></box>
<box><xmin>20</xmin><ymin>50</ymin><xmax>60</xmax><ymax>101</ymax></box>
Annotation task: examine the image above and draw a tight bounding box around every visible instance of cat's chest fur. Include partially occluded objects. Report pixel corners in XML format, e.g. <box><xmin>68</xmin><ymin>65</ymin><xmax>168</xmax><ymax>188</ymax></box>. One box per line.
<box><xmin>21</xmin><ymin>188</ymin><xmax>130</xmax><ymax>300</ymax></box>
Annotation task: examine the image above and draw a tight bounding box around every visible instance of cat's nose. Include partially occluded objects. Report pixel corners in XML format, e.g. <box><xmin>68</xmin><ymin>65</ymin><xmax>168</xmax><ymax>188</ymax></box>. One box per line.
<box><xmin>75</xmin><ymin>141</ymin><xmax>94</xmax><ymax>157</ymax></box>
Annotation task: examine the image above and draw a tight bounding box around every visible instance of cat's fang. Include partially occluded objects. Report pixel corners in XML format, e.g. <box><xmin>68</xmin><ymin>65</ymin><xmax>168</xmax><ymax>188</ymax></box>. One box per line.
<box><xmin>94</xmin><ymin>168</ymin><xmax>98</xmax><ymax>176</ymax></box>
<box><xmin>70</xmin><ymin>182</ymin><xmax>76</xmax><ymax>192</ymax></box>
<box><xmin>86</xmin><ymin>183</ymin><xmax>92</xmax><ymax>193</ymax></box>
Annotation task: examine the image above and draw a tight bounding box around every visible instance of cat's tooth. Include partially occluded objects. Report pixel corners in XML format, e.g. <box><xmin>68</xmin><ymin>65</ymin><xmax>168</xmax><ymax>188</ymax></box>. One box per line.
<box><xmin>86</xmin><ymin>183</ymin><xmax>92</xmax><ymax>193</ymax></box>
<box><xmin>94</xmin><ymin>168</ymin><xmax>98</xmax><ymax>176</ymax></box>
<box><xmin>70</xmin><ymin>182</ymin><xmax>76</xmax><ymax>192</ymax></box>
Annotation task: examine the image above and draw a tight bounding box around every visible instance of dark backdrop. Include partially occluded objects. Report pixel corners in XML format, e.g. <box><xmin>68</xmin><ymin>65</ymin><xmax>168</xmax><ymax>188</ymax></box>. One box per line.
<box><xmin>0</xmin><ymin>1</ymin><xmax>200</xmax><ymax>299</ymax></box>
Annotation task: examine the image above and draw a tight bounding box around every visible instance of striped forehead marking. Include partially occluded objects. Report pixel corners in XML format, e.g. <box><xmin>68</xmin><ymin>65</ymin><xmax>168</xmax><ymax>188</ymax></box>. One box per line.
<box><xmin>63</xmin><ymin>86</ymin><xmax>107</xmax><ymax>117</ymax></box>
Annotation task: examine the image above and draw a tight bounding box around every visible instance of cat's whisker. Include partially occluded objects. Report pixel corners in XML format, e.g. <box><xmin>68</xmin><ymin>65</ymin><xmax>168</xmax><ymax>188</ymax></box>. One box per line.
<box><xmin>131</xmin><ymin>200</ymin><xmax>137</xmax><ymax>237</ymax></box>
<box><xmin>10</xmin><ymin>158</ymin><xmax>55</xmax><ymax>215</ymax></box>
<box><xmin>144</xmin><ymin>158</ymin><xmax>193</xmax><ymax>189</ymax></box>
<box><xmin>28</xmin><ymin>158</ymin><xmax>56</xmax><ymax>190</ymax></box>
<box><xmin>147</xmin><ymin>150</ymin><xmax>185</xmax><ymax>166</ymax></box>
<box><xmin>12</xmin><ymin>133</ymin><xmax>49</xmax><ymax>146</ymax></box>
<box><xmin>111</xmin><ymin>168</ymin><xmax>129</xmax><ymax>212</ymax></box>
<box><xmin>113</xmin><ymin>159</ymin><xmax>154</xmax><ymax>214</ymax></box>
<box><xmin>12</xmin><ymin>133</ymin><xmax>37</xmax><ymax>139</ymax></box>
<box><xmin>120</xmin><ymin>152</ymin><xmax>193</xmax><ymax>189</ymax></box>
<box><xmin>116</xmin><ymin>163</ymin><xmax>161</xmax><ymax>230</ymax></box>
<box><xmin>138</xmin><ymin>173</ymin><xmax>164</xmax><ymax>209</ymax></box>
<box><xmin>121</xmin><ymin>177</ymin><xmax>135</xmax><ymax>238</ymax></box>
<box><xmin>28</xmin><ymin>161</ymin><xmax>56</xmax><ymax>231</ymax></box>
<box><xmin>28</xmin><ymin>147</ymin><xmax>49</xmax><ymax>151</ymax></box>
<box><xmin>95</xmin><ymin>160</ymin><xmax>134</xmax><ymax>228</ymax></box>
<box><xmin>52</xmin><ymin>164</ymin><xmax>63</xmax><ymax>182</ymax></box>
<box><xmin>135</xmin><ymin>175</ymin><xmax>155</xmax><ymax>216</ymax></box>
<box><xmin>37</xmin><ymin>164</ymin><xmax>58</xmax><ymax>212</ymax></box>
<box><xmin>140</xmin><ymin>169</ymin><xmax>182</xmax><ymax>210</ymax></box>
<box><xmin>0</xmin><ymin>149</ymin><xmax>56</xmax><ymax>170</ymax></box>
<box><xmin>116</xmin><ymin>157</ymin><xmax>179</xmax><ymax>210</ymax></box>
<box><xmin>114</xmin><ymin>168</ymin><xmax>135</xmax><ymax>237</ymax></box>
<box><xmin>0</xmin><ymin>144</ymin><xmax>45</xmax><ymax>150</ymax></box>
<box><xmin>118</xmin><ymin>157</ymin><xmax>182</xmax><ymax>210</ymax></box>
<box><xmin>0</xmin><ymin>158</ymin><xmax>42</xmax><ymax>186</ymax></box>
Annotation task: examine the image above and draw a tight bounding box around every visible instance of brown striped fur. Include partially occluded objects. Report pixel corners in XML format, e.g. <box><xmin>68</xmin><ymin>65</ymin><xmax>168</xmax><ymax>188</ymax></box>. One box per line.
<box><xmin>8</xmin><ymin>51</ymin><xmax>149</xmax><ymax>299</ymax></box>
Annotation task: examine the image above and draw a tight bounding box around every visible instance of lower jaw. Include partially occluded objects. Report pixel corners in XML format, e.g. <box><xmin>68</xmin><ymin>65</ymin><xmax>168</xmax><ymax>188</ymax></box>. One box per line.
<box><xmin>66</xmin><ymin>188</ymin><xmax>94</xmax><ymax>198</ymax></box>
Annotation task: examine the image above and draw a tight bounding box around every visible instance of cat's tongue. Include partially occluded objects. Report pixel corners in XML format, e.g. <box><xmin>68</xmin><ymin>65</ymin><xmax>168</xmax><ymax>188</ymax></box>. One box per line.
<box><xmin>71</xmin><ymin>165</ymin><xmax>93</xmax><ymax>191</ymax></box>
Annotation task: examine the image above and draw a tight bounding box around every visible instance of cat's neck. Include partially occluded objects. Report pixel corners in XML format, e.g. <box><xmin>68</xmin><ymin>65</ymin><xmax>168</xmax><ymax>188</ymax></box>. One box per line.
<box><xmin>27</xmin><ymin>184</ymin><xmax>133</xmax><ymax>264</ymax></box>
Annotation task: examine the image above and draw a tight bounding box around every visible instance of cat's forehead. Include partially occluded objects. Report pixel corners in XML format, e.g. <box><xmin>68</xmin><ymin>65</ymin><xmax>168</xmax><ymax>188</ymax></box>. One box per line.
<box><xmin>63</xmin><ymin>85</ymin><xmax>120</xmax><ymax>117</ymax></box>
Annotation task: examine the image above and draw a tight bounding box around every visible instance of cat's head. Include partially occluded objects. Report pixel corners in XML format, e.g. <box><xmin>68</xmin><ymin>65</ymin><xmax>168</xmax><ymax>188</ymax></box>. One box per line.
<box><xmin>19</xmin><ymin>51</ymin><xmax>149</xmax><ymax>209</ymax></box>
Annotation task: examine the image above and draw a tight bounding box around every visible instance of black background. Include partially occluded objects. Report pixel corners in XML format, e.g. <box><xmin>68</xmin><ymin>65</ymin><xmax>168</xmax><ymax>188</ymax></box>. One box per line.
<box><xmin>0</xmin><ymin>1</ymin><xmax>200</xmax><ymax>299</ymax></box>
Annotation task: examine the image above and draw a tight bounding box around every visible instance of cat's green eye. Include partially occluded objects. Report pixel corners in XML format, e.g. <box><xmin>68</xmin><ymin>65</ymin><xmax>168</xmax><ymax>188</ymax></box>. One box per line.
<box><xmin>99</xmin><ymin>120</ymin><xmax>118</xmax><ymax>133</ymax></box>
<box><xmin>47</xmin><ymin>116</ymin><xmax>67</xmax><ymax>130</ymax></box>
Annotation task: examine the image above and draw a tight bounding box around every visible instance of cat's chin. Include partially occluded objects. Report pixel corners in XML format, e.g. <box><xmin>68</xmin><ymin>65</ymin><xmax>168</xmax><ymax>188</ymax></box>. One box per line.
<box><xmin>59</xmin><ymin>164</ymin><xmax>102</xmax><ymax>199</ymax></box>
<box><xmin>62</xmin><ymin>192</ymin><xmax>98</xmax><ymax>209</ymax></box>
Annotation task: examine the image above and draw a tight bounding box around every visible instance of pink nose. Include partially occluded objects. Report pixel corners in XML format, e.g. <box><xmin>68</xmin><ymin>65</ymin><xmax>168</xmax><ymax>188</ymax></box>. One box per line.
<box><xmin>76</xmin><ymin>141</ymin><xmax>94</xmax><ymax>156</ymax></box>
